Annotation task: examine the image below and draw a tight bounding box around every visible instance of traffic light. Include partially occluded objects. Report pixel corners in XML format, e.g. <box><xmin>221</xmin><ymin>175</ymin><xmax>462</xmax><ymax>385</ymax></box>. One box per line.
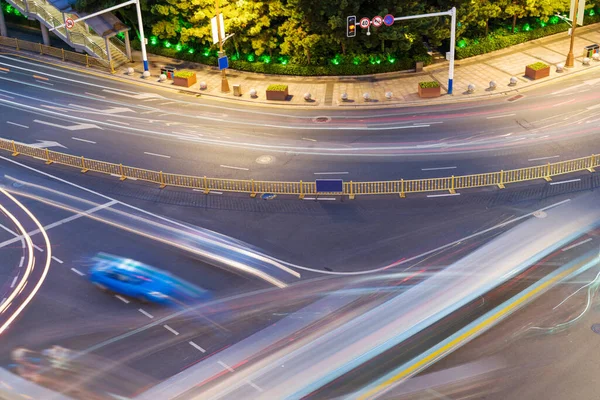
<box><xmin>347</xmin><ymin>16</ymin><xmax>356</xmax><ymax>38</ymax></box>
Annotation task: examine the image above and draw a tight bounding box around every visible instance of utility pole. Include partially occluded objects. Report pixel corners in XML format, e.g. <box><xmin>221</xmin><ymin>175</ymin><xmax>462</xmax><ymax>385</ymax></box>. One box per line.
<box><xmin>566</xmin><ymin>0</ymin><xmax>580</xmax><ymax>67</ymax></box>
<box><xmin>215</xmin><ymin>0</ymin><xmax>229</xmax><ymax>92</ymax></box>
<box><xmin>135</xmin><ymin>0</ymin><xmax>149</xmax><ymax>72</ymax></box>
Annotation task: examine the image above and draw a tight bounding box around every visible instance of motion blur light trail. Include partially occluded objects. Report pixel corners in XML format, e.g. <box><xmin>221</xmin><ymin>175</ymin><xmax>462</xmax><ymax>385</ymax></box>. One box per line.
<box><xmin>0</xmin><ymin>188</ymin><xmax>51</xmax><ymax>335</ymax></box>
<box><xmin>2</xmin><ymin>177</ymin><xmax>296</xmax><ymax>288</ymax></box>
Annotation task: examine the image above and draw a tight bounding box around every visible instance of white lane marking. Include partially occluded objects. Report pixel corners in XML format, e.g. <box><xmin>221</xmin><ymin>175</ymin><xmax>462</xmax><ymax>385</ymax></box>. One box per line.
<box><xmin>0</xmin><ymin>222</ymin><xmax>18</xmax><ymax>236</ymax></box>
<box><xmin>34</xmin><ymin>120</ymin><xmax>102</xmax><ymax>131</ymax></box>
<box><xmin>164</xmin><ymin>324</ymin><xmax>179</xmax><ymax>335</ymax></box>
<box><xmin>106</xmin><ymin>119</ymin><xmax>130</xmax><ymax>125</ymax></box>
<box><xmin>421</xmin><ymin>166</ymin><xmax>457</xmax><ymax>171</ymax></box>
<box><xmin>160</xmin><ymin>102</ymin><xmax>178</xmax><ymax>105</ymax></box>
<box><xmin>0</xmin><ymin>200</ymin><xmax>118</xmax><ymax>249</ymax></box>
<box><xmin>19</xmin><ymin>256</ymin><xmax>24</xmax><ymax>268</ymax></box>
<box><xmin>586</xmin><ymin>103</ymin><xmax>600</xmax><ymax>110</ymax></box>
<box><xmin>71</xmin><ymin>137</ymin><xmax>96</xmax><ymax>144</ymax></box>
<box><xmin>550</xmin><ymin>178</ymin><xmax>581</xmax><ymax>186</ymax></box>
<box><xmin>144</xmin><ymin>151</ymin><xmax>171</xmax><ymax>159</ymax></box>
<box><xmin>51</xmin><ymin>256</ymin><xmax>63</xmax><ymax>264</ymax></box>
<box><xmin>35</xmin><ymin>80</ymin><xmax>54</xmax><ymax>86</ymax></box>
<box><xmin>193</xmin><ymin>189</ymin><xmax>223</xmax><ymax>194</ymax></box>
<box><xmin>562</xmin><ymin>238</ymin><xmax>593</xmax><ymax>252</ymax></box>
<box><xmin>528</xmin><ymin>155</ymin><xmax>560</xmax><ymax>162</ymax></box>
<box><xmin>552</xmin><ymin>99</ymin><xmax>575</xmax><ymax>107</ymax></box>
<box><xmin>142</xmin><ymin>98</ymin><xmax>159</xmax><ymax>102</ymax></box>
<box><xmin>218</xmin><ymin>360</ymin><xmax>235</xmax><ymax>372</ymax></box>
<box><xmin>138</xmin><ymin>309</ymin><xmax>154</xmax><ymax>318</ymax></box>
<box><xmin>85</xmin><ymin>92</ymin><xmax>106</xmax><ymax>99</ymax></box>
<box><xmin>189</xmin><ymin>341</ymin><xmax>206</xmax><ymax>352</ymax></box>
<box><xmin>302</xmin><ymin>138</ymin><xmax>317</xmax><ymax>142</ymax></box>
<box><xmin>0</xmin><ymin>93</ymin><xmax>15</xmax><ymax>99</ymax></box>
<box><xmin>6</xmin><ymin>121</ymin><xmax>29</xmax><ymax>128</ymax></box>
<box><xmin>220</xmin><ymin>165</ymin><xmax>249</xmax><ymax>171</ymax></box>
<box><xmin>302</xmin><ymin>197</ymin><xmax>336</xmax><ymax>201</ymax></box>
<box><xmin>427</xmin><ymin>193</ymin><xmax>461</xmax><ymax>198</ymax></box>
<box><xmin>410</xmin><ymin>124</ymin><xmax>430</xmax><ymax>127</ymax></box>
<box><xmin>247</xmin><ymin>380</ymin><xmax>263</xmax><ymax>392</ymax></box>
<box><xmin>314</xmin><ymin>172</ymin><xmax>349</xmax><ymax>175</ymax></box>
<box><xmin>71</xmin><ymin>267</ymin><xmax>84</xmax><ymax>276</ymax></box>
<box><xmin>10</xmin><ymin>277</ymin><xmax>17</xmax><ymax>288</ymax></box>
<box><xmin>486</xmin><ymin>113</ymin><xmax>516</xmax><ymax>119</ymax></box>
<box><xmin>115</xmin><ymin>295</ymin><xmax>130</xmax><ymax>304</ymax></box>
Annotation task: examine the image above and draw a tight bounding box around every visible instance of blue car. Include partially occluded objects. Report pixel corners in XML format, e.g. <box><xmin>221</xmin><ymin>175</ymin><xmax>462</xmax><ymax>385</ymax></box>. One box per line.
<box><xmin>89</xmin><ymin>253</ymin><xmax>210</xmax><ymax>305</ymax></box>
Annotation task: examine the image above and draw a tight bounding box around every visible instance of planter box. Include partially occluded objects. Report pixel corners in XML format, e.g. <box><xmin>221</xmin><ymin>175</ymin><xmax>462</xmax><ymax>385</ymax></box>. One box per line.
<box><xmin>418</xmin><ymin>85</ymin><xmax>441</xmax><ymax>98</ymax></box>
<box><xmin>525</xmin><ymin>65</ymin><xmax>550</xmax><ymax>80</ymax></box>
<box><xmin>266</xmin><ymin>87</ymin><xmax>289</xmax><ymax>101</ymax></box>
<box><xmin>173</xmin><ymin>74</ymin><xmax>197</xmax><ymax>88</ymax></box>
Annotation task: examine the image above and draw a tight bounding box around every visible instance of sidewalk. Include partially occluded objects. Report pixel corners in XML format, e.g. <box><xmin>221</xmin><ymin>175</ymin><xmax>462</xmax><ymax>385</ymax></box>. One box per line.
<box><xmin>3</xmin><ymin>21</ymin><xmax>600</xmax><ymax>108</ymax></box>
<box><xmin>116</xmin><ymin>22</ymin><xmax>600</xmax><ymax>107</ymax></box>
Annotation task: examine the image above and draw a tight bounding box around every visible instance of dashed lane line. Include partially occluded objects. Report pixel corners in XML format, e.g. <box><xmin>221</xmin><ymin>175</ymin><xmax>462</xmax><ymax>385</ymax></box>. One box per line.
<box><xmin>138</xmin><ymin>309</ymin><xmax>154</xmax><ymax>319</ymax></box>
<box><xmin>71</xmin><ymin>267</ymin><xmax>84</xmax><ymax>276</ymax></box>
<box><xmin>164</xmin><ymin>324</ymin><xmax>179</xmax><ymax>335</ymax></box>
<box><xmin>218</xmin><ymin>360</ymin><xmax>235</xmax><ymax>372</ymax></box>
<box><xmin>51</xmin><ymin>256</ymin><xmax>63</xmax><ymax>264</ymax></box>
<box><xmin>115</xmin><ymin>295</ymin><xmax>130</xmax><ymax>304</ymax></box>
<box><xmin>189</xmin><ymin>341</ymin><xmax>206</xmax><ymax>352</ymax></box>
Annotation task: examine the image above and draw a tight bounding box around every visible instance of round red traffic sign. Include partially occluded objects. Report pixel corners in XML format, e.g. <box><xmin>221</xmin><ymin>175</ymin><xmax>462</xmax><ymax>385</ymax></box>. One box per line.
<box><xmin>372</xmin><ymin>15</ymin><xmax>383</xmax><ymax>27</ymax></box>
<box><xmin>65</xmin><ymin>18</ymin><xmax>74</xmax><ymax>30</ymax></box>
<box><xmin>383</xmin><ymin>14</ymin><xmax>395</xmax><ymax>26</ymax></box>
<box><xmin>359</xmin><ymin>17</ymin><xmax>370</xmax><ymax>29</ymax></box>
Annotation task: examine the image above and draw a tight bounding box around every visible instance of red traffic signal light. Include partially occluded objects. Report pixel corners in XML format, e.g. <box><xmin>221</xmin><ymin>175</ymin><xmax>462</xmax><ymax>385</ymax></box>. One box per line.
<box><xmin>347</xmin><ymin>16</ymin><xmax>357</xmax><ymax>38</ymax></box>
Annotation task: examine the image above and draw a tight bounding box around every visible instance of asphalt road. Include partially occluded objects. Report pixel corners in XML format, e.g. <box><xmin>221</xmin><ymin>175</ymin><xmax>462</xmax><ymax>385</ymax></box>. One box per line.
<box><xmin>0</xmin><ymin>154</ymin><xmax>598</xmax><ymax>398</ymax></box>
<box><xmin>1</xmin><ymin>47</ymin><xmax>600</xmax><ymax>399</ymax></box>
<box><xmin>408</xmin><ymin>235</ymin><xmax>600</xmax><ymax>400</ymax></box>
<box><xmin>1</xmin><ymin>54</ymin><xmax>600</xmax><ymax>184</ymax></box>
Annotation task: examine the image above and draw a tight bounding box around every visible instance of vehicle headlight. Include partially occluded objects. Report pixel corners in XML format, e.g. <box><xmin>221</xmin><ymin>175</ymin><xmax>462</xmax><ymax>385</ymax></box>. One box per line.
<box><xmin>149</xmin><ymin>291</ymin><xmax>168</xmax><ymax>298</ymax></box>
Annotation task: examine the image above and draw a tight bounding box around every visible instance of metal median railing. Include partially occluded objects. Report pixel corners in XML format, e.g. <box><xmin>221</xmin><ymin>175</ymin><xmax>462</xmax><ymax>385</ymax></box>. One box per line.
<box><xmin>0</xmin><ymin>138</ymin><xmax>598</xmax><ymax>198</ymax></box>
<box><xmin>0</xmin><ymin>36</ymin><xmax>113</xmax><ymax>72</ymax></box>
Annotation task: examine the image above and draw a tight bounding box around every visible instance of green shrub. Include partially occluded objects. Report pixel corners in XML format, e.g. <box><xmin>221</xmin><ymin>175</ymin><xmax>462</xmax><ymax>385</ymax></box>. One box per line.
<box><xmin>527</xmin><ymin>61</ymin><xmax>549</xmax><ymax>70</ymax></box>
<box><xmin>174</xmin><ymin>70</ymin><xmax>195</xmax><ymax>78</ymax></box>
<box><xmin>266</xmin><ymin>84</ymin><xmax>288</xmax><ymax>91</ymax></box>
<box><xmin>419</xmin><ymin>81</ymin><xmax>440</xmax><ymax>88</ymax></box>
<box><xmin>131</xmin><ymin>40</ymin><xmax>431</xmax><ymax>76</ymax></box>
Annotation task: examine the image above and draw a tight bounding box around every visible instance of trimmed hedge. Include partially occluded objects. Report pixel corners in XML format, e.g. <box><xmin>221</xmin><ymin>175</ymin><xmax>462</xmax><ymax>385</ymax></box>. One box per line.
<box><xmin>456</xmin><ymin>14</ymin><xmax>600</xmax><ymax>60</ymax></box>
<box><xmin>131</xmin><ymin>40</ymin><xmax>432</xmax><ymax>76</ymax></box>
<box><xmin>527</xmin><ymin>62</ymin><xmax>549</xmax><ymax>70</ymax></box>
<box><xmin>174</xmin><ymin>70</ymin><xmax>195</xmax><ymax>78</ymax></box>
<box><xmin>419</xmin><ymin>81</ymin><xmax>440</xmax><ymax>88</ymax></box>
<box><xmin>266</xmin><ymin>84</ymin><xmax>288</xmax><ymax>91</ymax></box>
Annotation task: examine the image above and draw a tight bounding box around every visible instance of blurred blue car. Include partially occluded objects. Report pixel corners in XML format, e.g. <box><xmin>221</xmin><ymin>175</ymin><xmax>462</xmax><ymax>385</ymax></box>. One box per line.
<box><xmin>89</xmin><ymin>253</ymin><xmax>211</xmax><ymax>305</ymax></box>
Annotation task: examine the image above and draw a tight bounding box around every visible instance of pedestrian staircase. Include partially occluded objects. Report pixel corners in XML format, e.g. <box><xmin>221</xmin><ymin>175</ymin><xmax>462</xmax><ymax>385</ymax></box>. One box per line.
<box><xmin>4</xmin><ymin>0</ymin><xmax>129</xmax><ymax>68</ymax></box>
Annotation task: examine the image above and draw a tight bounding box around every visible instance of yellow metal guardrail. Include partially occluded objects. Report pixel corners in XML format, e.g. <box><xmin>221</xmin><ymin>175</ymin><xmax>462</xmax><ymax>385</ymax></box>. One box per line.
<box><xmin>0</xmin><ymin>138</ymin><xmax>597</xmax><ymax>198</ymax></box>
<box><xmin>0</xmin><ymin>37</ymin><xmax>113</xmax><ymax>73</ymax></box>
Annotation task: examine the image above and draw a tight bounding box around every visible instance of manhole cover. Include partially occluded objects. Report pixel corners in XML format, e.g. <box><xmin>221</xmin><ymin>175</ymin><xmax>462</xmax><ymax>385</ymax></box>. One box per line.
<box><xmin>261</xmin><ymin>193</ymin><xmax>276</xmax><ymax>200</ymax></box>
<box><xmin>312</xmin><ymin>116</ymin><xmax>331</xmax><ymax>123</ymax></box>
<box><xmin>533</xmin><ymin>211</ymin><xmax>547</xmax><ymax>219</ymax></box>
<box><xmin>256</xmin><ymin>155</ymin><xmax>275</xmax><ymax>164</ymax></box>
<box><xmin>591</xmin><ymin>324</ymin><xmax>600</xmax><ymax>334</ymax></box>
<box><xmin>12</xmin><ymin>182</ymin><xmax>22</xmax><ymax>188</ymax></box>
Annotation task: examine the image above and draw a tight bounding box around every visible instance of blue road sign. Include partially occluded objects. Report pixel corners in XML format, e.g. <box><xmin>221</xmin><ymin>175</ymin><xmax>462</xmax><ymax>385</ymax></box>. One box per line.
<box><xmin>383</xmin><ymin>14</ymin><xmax>394</xmax><ymax>26</ymax></box>
<box><xmin>218</xmin><ymin>56</ymin><xmax>229</xmax><ymax>70</ymax></box>
<box><xmin>316</xmin><ymin>179</ymin><xmax>343</xmax><ymax>193</ymax></box>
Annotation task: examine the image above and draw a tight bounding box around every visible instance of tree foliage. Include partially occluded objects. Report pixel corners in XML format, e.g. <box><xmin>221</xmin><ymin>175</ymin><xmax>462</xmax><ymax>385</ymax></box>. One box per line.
<box><xmin>73</xmin><ymin>0</ymin><xmax>600</xmax><ymax>67</ymax></box>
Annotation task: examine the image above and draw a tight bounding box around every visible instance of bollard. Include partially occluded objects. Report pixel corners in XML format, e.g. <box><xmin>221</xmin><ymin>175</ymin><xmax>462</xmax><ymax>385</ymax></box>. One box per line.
<box><xmin>249</xmin><ymin>88</ymin><xmax>257</xmax><ymax>98</ymax></box>
<box><xmin>199</xmin><ymin>82</ymin><xmax>207</xmax><ymax>90</ymax></box>
<box><xmin>303</xmin><ymin>92</ymin><xmax>312</xmax><ymax>101</ymax></box>
<box><xmin>159</xmin><ymin>73</ymin><xmax>167</xmax><ymax>82</ymax></box>
<box><xmin>341</xmin><ymin>92</ymin><xmax>348</xmax><ymax>101</ymax></box>
<box><xmin>489</xmin><ymin>81</ymin><xmax>497</xmax><ymax>90</ymax></box>
<box><xmin>556</xmin><ymin>63</ymin><xmax>564</xmax><ymax>72</ymax></box>
<box><xmin>509</xmin><ymin>76</ymin><xmax>518</xmax><ymax>86</ymax></box>
<box><xmin>363</xmin><ymin>92</ymin><xmax>370</xmax><ymax>101</ymax></box>
<box><xmin>385</xmin><ymin>91</ymin><xmax>392</xmax><ymax>99</ymax></box>
<box><xmin>467</xmin><ymin>83</ymin><xmax>475</xmax><ymax>93</ymax></box>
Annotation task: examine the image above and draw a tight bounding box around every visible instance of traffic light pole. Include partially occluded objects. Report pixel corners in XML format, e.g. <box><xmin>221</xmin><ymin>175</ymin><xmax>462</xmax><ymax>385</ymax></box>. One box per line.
<box><xmin>351</xmin><ymin>7</ymin><xmax>457</xmax><ymax>94</ymax></box>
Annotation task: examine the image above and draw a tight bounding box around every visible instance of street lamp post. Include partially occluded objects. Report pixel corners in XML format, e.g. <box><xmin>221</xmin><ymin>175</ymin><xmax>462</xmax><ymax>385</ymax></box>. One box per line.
<box><xmin>135</xmin><ymin>0</ymin><xmax>149</xmax><ymax>72</ymax></box>
<box><xmin>566</xmin><ymin>0</ymin><xmax>579</xmax><ymax>67</ymax></box>
<box><xmin>215</xmin><ymin>0</ymin><xmax>229</xmax><ymax>92</ymax></box>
